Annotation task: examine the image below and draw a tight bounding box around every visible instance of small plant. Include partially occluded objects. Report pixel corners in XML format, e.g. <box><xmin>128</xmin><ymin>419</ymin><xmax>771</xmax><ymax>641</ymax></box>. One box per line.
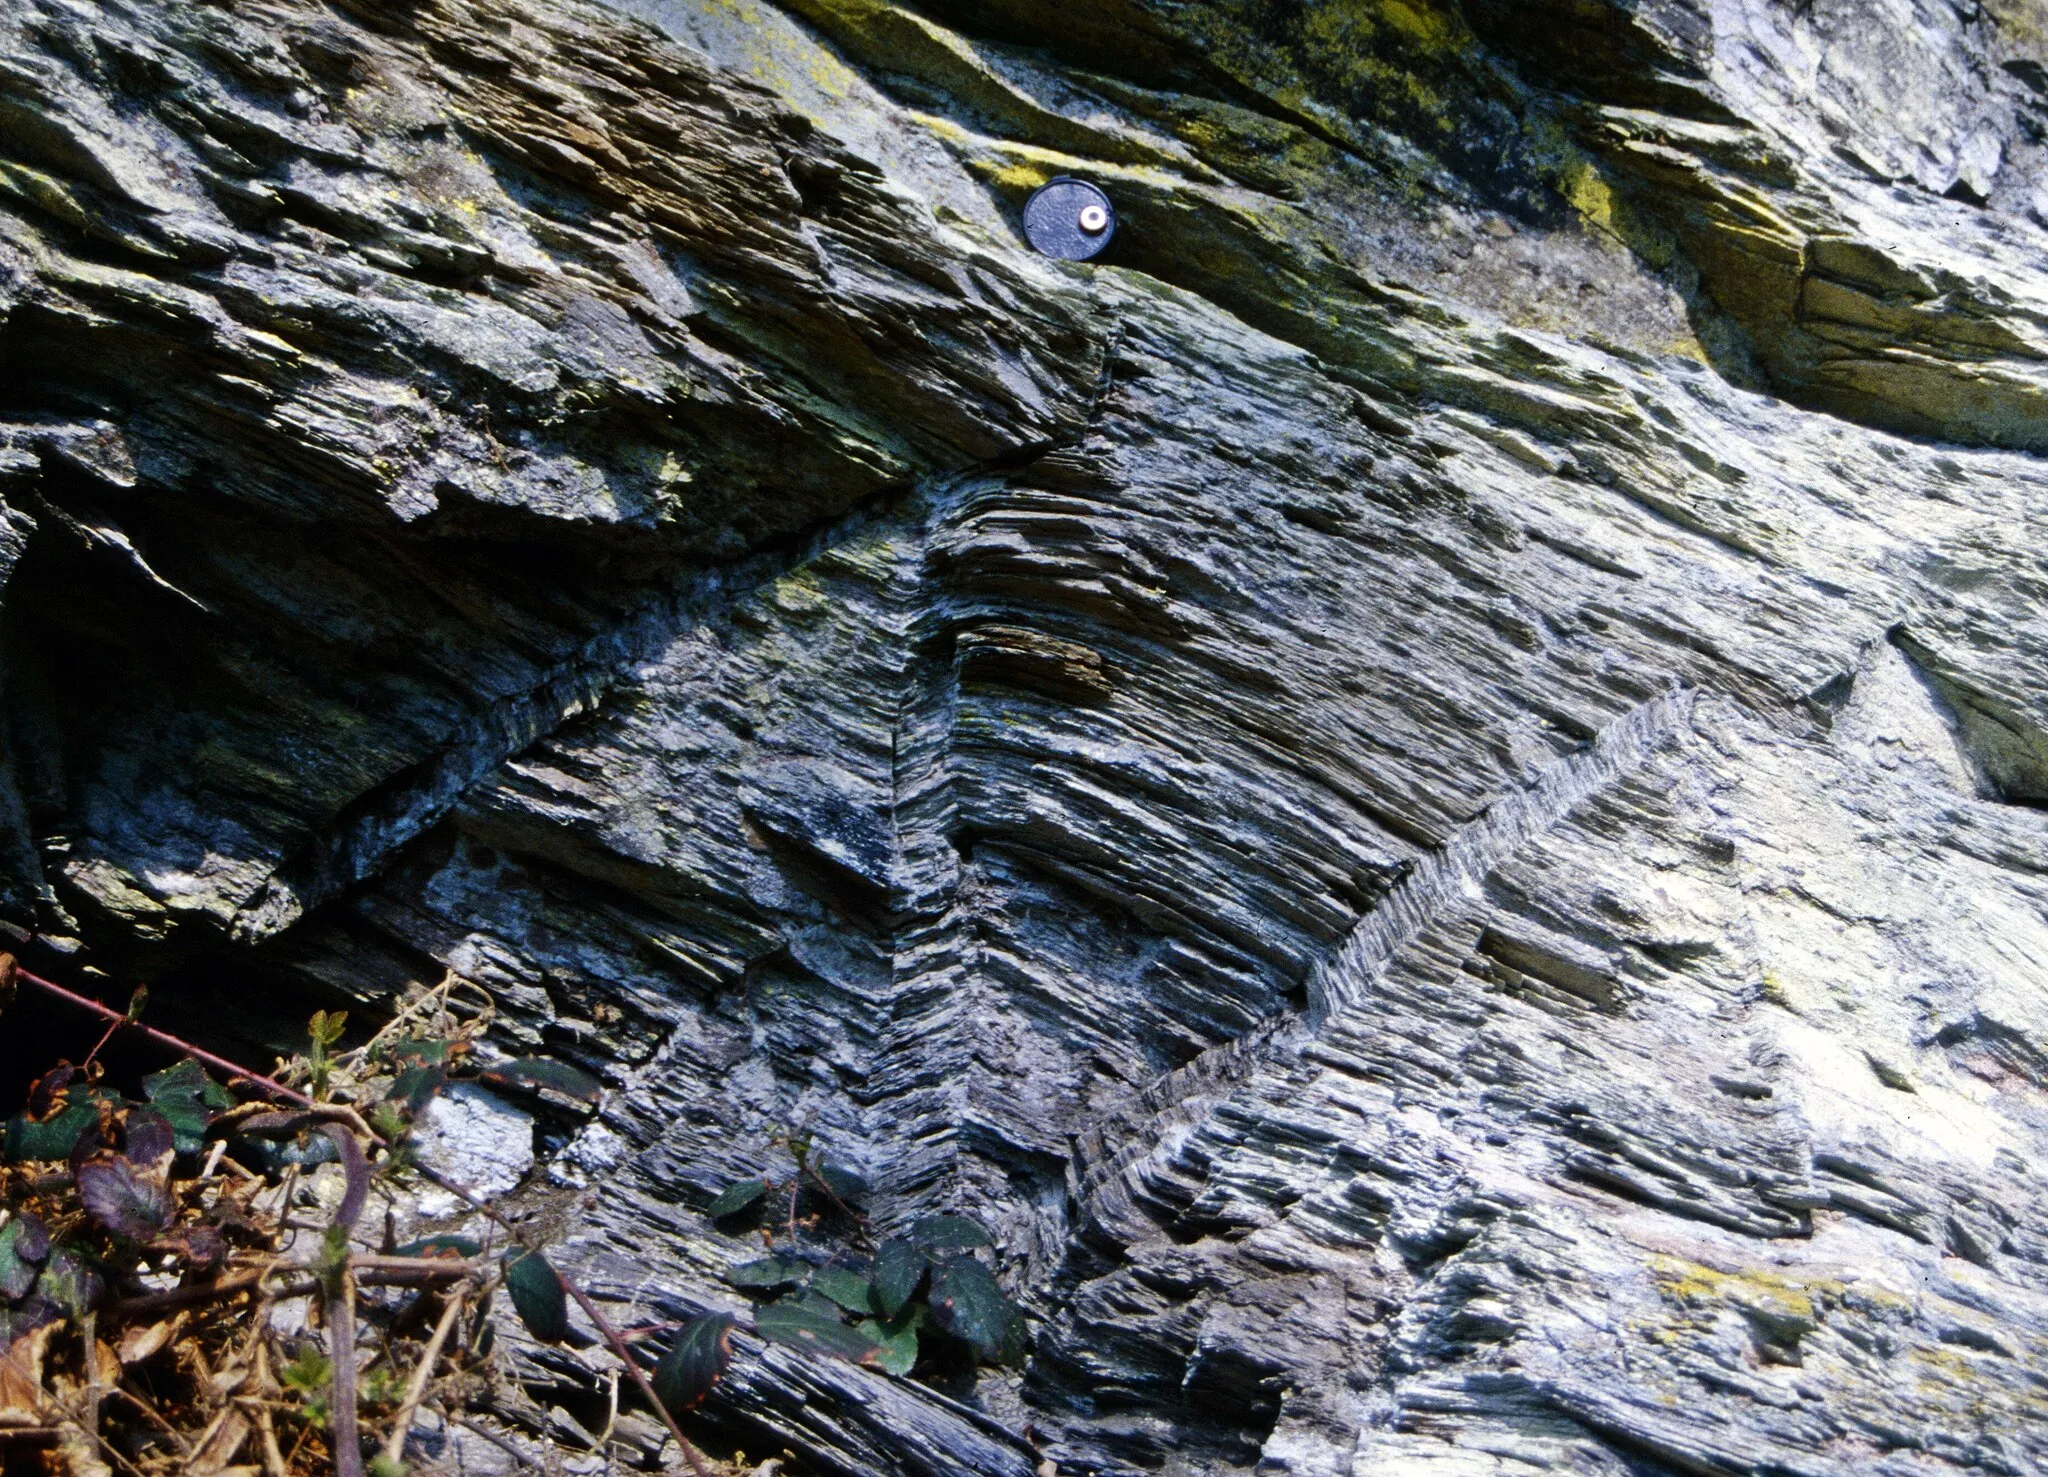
<box><xmin>676</xmin><ymin>1128</ymin><xmax>1028</xmax><ymax>1403</ymax></box>
<box><xmin>306</xmin><ymin>1008</ymin><xmax>349</xmax><ymax>1101</ymax></box>
<box><xmin>0</xmin><ymin>964</ymin><xmax>650</xmax><ymax>1477</ymax></box>
<box><xmin>1</xmin><ymin>958</ymin><xmax>1039</xmax><ymax>1477</ymax></box>
<box><xmin>281</xmin><ymin>1346</ymin><xmax>337</xmax><ymax>1427</ymax></box>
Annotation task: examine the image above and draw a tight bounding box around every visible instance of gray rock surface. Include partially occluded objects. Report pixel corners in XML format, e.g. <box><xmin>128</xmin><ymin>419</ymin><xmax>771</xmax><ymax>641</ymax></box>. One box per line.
<box><xmin>4</xmin><ymin>0</ymin><xmax>2048</xmax><ymax>1472</ymax></box>
<box><xmin>412</xmin><ymin>1080</ymin><xmax>535</xmax><ymax>1217</ymax></box>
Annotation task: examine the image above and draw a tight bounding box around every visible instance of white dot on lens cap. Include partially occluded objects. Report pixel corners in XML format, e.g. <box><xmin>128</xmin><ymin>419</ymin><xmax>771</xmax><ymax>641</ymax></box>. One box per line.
<box><xmin>1078</xmin><ymin>204</ymin><xmax>1109</xmax><ymax>233</ymax></box>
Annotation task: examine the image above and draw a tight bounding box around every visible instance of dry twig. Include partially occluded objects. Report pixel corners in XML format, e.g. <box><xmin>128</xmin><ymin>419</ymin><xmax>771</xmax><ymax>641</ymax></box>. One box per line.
<box><xmin>379</xmin><ymin>1277</ymin><xmax>473</xmax><ymax>1468</ymax></box>
<box><xmin>7</xmin><ymin>954</ymin><xmax>728</xmax><ymax>1477</ymax></box>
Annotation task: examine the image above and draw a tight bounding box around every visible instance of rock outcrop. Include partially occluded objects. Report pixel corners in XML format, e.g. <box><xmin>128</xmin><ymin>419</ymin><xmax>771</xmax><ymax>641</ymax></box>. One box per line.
<box><xmin>4</xmin><ymin>0</ymin><xmax>2048</xmax><ymax>1472</ymax></box>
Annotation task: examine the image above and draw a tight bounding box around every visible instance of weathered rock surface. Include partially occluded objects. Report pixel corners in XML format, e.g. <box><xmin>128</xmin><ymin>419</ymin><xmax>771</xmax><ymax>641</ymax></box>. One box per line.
<box><xmin>4</xmin><ymin>0</ymin><xmax>2048</xmax><ymax>1472</ymax></box>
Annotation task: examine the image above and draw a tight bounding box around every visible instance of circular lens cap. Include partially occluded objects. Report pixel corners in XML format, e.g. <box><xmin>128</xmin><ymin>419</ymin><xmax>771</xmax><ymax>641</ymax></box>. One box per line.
<box><xmin>1023</xmin><ymin>178</ymin><xmax>1117</xmax><ymax>261</ymax></box>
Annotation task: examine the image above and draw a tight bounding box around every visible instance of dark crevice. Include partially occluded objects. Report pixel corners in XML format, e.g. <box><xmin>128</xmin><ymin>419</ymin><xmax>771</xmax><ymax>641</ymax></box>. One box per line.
<box><xmin>1890</xmin><ymin>627</ymin><xmax>2048</xmax><ymax>809</ymax></box>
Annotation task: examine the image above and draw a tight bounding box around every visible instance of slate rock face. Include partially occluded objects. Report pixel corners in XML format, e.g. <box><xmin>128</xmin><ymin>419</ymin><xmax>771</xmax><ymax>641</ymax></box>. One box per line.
<box><xmin>4</xmin><ymin>0</ymin><xmax>2048</xmax><ymax>1473</ymax></box>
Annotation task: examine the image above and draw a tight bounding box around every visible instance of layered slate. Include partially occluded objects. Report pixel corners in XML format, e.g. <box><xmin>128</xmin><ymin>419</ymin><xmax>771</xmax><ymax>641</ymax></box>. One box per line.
<box><xmin>3</xmin><ymin>0</ymin><xmax>2048</xmax><ymax>1472</ymax></box>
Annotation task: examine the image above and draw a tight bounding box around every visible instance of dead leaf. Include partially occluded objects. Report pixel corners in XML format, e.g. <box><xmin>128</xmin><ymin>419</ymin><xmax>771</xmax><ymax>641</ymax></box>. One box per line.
<box><xmin>91</xmin><ymin>1338</ymin><xmax>120</xmax><ymax>1388</ymax></box>
<box><xmin>188</xmin><ymin>1407</ymin><xmax>251</xmax><ymax>1474</ymax></box>
<box><xmin>54</xmin><ymin>1431</ymin><xmax>115</xmax><ymax>1477</ymax></box>
<box><xmin>115</xmin><ymin>1315</ymin><xmax>183</xmax><ymax>1365</ymax></box>
<box><xmin>0</xmin><ymin>1322</ymin><xmax>54</xmax><ymax>1426</ymax></box>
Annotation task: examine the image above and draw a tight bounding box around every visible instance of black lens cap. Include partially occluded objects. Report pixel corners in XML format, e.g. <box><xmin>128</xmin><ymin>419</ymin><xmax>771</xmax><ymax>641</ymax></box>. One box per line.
<box><xmin>1023</xmin><ymin>177</ymin><xmax>1117</xmax><ymax>261</ymax></box>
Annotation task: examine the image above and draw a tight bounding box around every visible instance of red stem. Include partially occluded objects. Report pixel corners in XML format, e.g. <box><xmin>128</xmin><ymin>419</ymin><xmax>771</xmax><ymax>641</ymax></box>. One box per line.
<box><xmin>799</xmin><ymin>1161</ymin><xmax>874</xmax><ymax>1252</ymax></box>
<box><xmin>328</xmin><ymin>1266</ymin><xmax>365</xmax><ymax>1477</ymax></box>
<box><xmin>78</xmin><ymin>1015</ymin><xmax>121</xmax><ymax>1071</ymax></box>
<box><xmin>15</xmin><ymin>958</ymin><xmax>721</xmax><ymax>1475</ymax></box>
<box><xmin>16</xmin><ymin>967</ymin><xmax>310</xmax><ymax>1106</ymax></box>
<box><xmin>557</xmin><ymin>1274</ymin><xmax>715</xmax><ymax>1477</ymax></box>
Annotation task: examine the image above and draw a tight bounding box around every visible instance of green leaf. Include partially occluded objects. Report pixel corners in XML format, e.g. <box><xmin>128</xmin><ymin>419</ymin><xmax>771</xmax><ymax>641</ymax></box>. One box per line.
<box><xmin>929</xmin><ymin>1256</ymin><xmax>1026</xmax><ymax>1365</ymax></box>
<box><xmin>753</xmin><ymin>1299</ymin><xmax>884</xmax><ymax>1363</ymax></box>
<box><xmin>36</xmin><ymin>1245</ymin><xmax>104</xmax><ymax>1320</ymax></box>
<box><xmin>706</xmin><ymin>1178</ymin><xmax>770</xmax><ymax>1219</ymax></box>
<box><xmin>651</xmin><ymin>1313</ymin><xmax>734</xmax><ymax>1415</ymax></box>
<box><xmin>503</xmin><ymin>1249</ymin><xmax>569</xmax><ymax>1343</ymax></box>
<box><xmin>307</xmin><ymin>1010</ymin><xmax>347</xmax><ymax>1100</ymax></box>
<box><xmin>812</xmin><ymin>1266</ymin><xmax>877</xmax><ymax>1316</ymax></box>
<box><xmin>873</xmin><ymin>1239</ymin><xmax>927</xmax><ymax>1318</ymax></box>
<box><xmin>478</xmin><ymin>1057</ymin><xmax>604</xmax><ymax>1105</ymax></box>
<box><xmin>308</xmin><ymin>1011</ymin><xmax>348</xmax><ymax>1051</ymax></box>
<box><xmin>909</xmin><ymin>1215</ymin><xmax>992</xmax><ymax>1251</ymax></box>
<box><xmin>279</xmin><ymin>1347</ymin><xmax>332</xmax><ymax>1397</ymax></box>
<box><xmin>384</xmin><ymin>1064</ymin><xmax>448</xmax><ymax>1118</ymax></box>
<box><xmin>3</xmin><ymin>1097</ymin><xmax>106</xmax><ymax>1163</ymax></box>
<box><xmin>381</xmin><ymin>1038</ymin><xmax>450</xmax><ymax>1069</ymax></box>
<box><xmin>393</xmin><ymin>1235</ymin><xmax>482</xmax><ymax>1260</ymax></box>
<box><xmin>367</xmin><ymin>1101</ymin><xmax>409</xmax><ymax>1145</ymax></box>
<box><xmin>142</xmin><ymin>1057</ymin><xmax>226</xmax><ymax>1106</ymax></box>
<box><xmin>724</xmin><ymin>1256</ymin><xmax>806</xmax><ymax>1290</ymax></box>
<box><xmin>790</xmin><ymin>1290</ymin><xmax>847</xmax><ymax>1321</ymax></box>
<box><xmin>0</xmin><ymin>1213</ymin><xmax>49</xmax><ymax>1300</ymax></box>
<box><xmin>147</xmin><ymin>1099</ymin><xmax>212</xmax><ymax>1157</ymax></box>
<box><xmin>142</xmin><ymin>1059</ymin><xmax>233</xmax><ymax>1155</ymax></box>
<box><xmin>854</xmin><ymin>1308</ymin><xmax>922</xmax><ymax>1376</ymax></box>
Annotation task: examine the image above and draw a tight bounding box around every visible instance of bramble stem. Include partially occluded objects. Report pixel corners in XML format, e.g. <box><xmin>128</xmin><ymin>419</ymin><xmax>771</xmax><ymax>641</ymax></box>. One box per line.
<box><xmin>328</xmin><ymin>1265</ymin><xmax>365</xmax><ymax>1477</ymax></box>
<box><xmin>16</xmin><ymin>953</ymin><xmax>721</xmax><ymax>1477</ymax></box>
<box><xmin>557</xmin><ymin>1272</ymin><xmax>716</xmax><ymax>1477</ymax></box>
<box><xmin>14</xmin><ymin>962</ymin><xmax>309</xmax><ymax>1105</ymax></box>
<box><xmin>799</xmin><ymin>1161</ymin><xmax>874</xmax><ymax>1252</ymax></box>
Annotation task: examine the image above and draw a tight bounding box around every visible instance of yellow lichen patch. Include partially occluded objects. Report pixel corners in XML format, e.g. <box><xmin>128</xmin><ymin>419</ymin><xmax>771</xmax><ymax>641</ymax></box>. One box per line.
<box><xmin>644</xmin><ymin>449</ymin><xmax>693</xmax><ymax>490</ymax></box>
<box><xmin>1905</xmin><ymin>1344</ymin><xmax>2048</xmax><ymax>1427</ymax></box>
<box><xmin>1985</xmin><ymin>0</ymin><xmax>2047</xmax><ymax>45</ymax></box>
<box><xmin>909</xmin><ymin>112</ymin><xmax>971</xmax><ymax>146</ymax></box>
<box><xmin>1649</xmin><ymin>1255</ymin><xmax>1838</xmax><ymax>1333</ymax></box>
<box><xmin>686</xmin><ymin>0</ymin><xmax>862</xmax><ymax>115</ymax></box>
<box><xmin>1564</xmin><ymin>161</ymin><xmax>1621</xmax><ymax>240</ymax></box>
<box><xmin>0</xmin><ymin>161</ymin><xmax>96</xmax><ymax>234</ymax></box>
<box><xmin>1298</xmin><ymin>0</ymin><xmax>1465</xmax><ymax>59</ymax></box>
<box><xmin>1662</xmin><ymin>332</ymin><xmax>1710</xmax><ymax>364</ymax></box>
<box><xmin>1910</xmin><ymin>1345</ymin><xmax>1984</xmax><ymax>1385</ymax></box>
<box><xmin>1525</xmin><ymin>117</ymin><xmax>1668</xmax><ymax>267</ymax></box>
<box><xmin>1141</xmin><ymin>94</ymin><xmax>1336</xmax><ymax>197</ymax></box>
<box><xmin>948</xmin><ymin>133</ymin><xmax>1185</xmax><ymax>204</ymax></box>
<box><xmin>990</xmin><ymin>161</ymin><xmax>1053</xmax><ymax>194</ymax></box>
<box><xmin>1379</xmin><ymin>0</ymin><xmax>1461</xmax><ymax>50</ymax></box>
<box><xmin>769</xmin><ymin>571</ymin><xmax>831</xmax><ymax>619</ymax></box>
<box><xmin>1214</xmin><ymin>0</ymin><xmax>1474</xmax><ymax>138</ymax></box>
